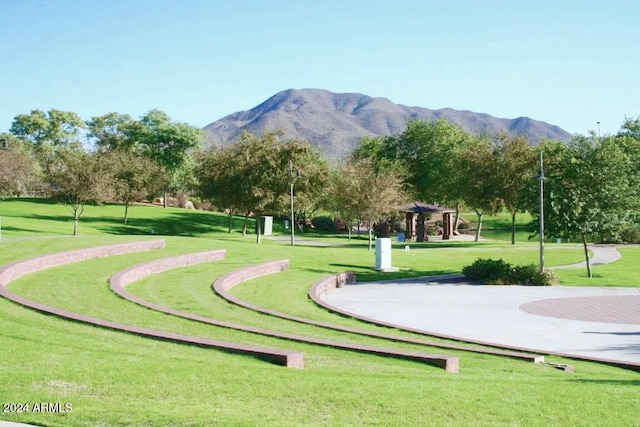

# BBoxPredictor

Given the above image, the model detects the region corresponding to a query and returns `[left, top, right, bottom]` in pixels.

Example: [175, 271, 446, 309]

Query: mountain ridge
[203, 88, 573, 160]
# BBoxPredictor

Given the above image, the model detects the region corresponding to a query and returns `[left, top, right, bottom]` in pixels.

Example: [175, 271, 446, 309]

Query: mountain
[203, 88, 573, 160]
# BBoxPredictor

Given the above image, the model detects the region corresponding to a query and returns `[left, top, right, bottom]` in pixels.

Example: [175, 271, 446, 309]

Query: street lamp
[0, 138, 8, 239]
[289, 160, 301, 246]
[597, 121, 601, 138]
[537, 151, 546, 272]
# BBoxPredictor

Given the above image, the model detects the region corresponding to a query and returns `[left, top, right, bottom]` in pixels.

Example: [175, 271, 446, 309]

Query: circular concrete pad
[322, 281, 640, 365]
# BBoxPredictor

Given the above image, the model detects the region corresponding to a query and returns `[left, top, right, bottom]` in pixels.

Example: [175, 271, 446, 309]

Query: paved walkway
[321, 245, 640, 367]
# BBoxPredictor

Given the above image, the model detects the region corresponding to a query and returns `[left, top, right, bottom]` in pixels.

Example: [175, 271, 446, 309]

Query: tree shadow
[329, 263, 456, 282]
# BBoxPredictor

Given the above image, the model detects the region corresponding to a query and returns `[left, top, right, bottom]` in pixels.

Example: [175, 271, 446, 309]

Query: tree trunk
[347, 221, 352, 241]
[73, 209, 80, 236]
[582, 232, 592, 278]
[242, 212, 249, 236]
[368, 228, 373, 250]
[124, 203, 129, 225]
[163, 190, 168, 208]
[228, 212, 233, 234]
[256, 213, 262, 244]
[511, 211, 517, 245]
[453, 202, 461, 233]
[474, 210, 484, 242]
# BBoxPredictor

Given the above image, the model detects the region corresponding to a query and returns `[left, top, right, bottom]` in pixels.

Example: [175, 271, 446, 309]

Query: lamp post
[597, 121, 601, 138]
[0, 138, 8, 239]
[289, 160, 300, 246]
[537, 151, 545, 272]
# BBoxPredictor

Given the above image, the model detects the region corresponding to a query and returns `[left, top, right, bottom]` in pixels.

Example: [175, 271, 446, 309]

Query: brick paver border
[213, 262, 545, 364]
[0, 241, 304, 369]
[113, 257, 459, 372]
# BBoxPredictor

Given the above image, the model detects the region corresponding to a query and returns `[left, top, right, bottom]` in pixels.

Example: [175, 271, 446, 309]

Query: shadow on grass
[26, 210, 240, 237]
[329, 263, 456, 282]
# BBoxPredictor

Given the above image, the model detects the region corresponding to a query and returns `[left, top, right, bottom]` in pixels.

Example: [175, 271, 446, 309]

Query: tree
[46, 149, 113, 236]
[391, 119, 474, 231]
[196, 131, 329, 241]
[459, 136, 504, 242]
[617, 116, 640, 140]
[87, 112, 135, 151]
[126, 109, 203, 207]
[330, 158, 406, 249]
[196, 145, 247, 233]
[10, 109, 85, 174]
[491, 133, 537, 244]
[537, 137, 638, 277]
[101, 149, 162, 224]
[0, 134, 39, 198]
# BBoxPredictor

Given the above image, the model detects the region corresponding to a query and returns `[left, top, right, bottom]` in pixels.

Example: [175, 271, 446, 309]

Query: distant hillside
[203, 88, 573, 160]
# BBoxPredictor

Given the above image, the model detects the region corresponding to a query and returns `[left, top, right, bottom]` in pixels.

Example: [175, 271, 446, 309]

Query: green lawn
[0, 199, 638, 426]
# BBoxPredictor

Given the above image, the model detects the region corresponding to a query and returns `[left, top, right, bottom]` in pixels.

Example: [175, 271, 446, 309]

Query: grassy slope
[0, 199, 638, 426]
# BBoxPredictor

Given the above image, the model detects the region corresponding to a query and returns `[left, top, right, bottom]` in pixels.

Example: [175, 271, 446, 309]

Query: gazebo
[400, 202, 456, 242]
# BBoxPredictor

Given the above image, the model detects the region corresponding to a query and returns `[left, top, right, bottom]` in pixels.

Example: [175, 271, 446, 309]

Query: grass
[1, 198, 639, 426]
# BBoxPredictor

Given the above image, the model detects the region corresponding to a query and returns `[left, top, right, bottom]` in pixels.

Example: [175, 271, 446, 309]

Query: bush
[462, 258, 556, 286]
[462, 258, 511, 283]
[530, 269, 559, 286]
[620, 224, 640, 244]
[311, 216, 338, 232]
[508, 264, 539, 285]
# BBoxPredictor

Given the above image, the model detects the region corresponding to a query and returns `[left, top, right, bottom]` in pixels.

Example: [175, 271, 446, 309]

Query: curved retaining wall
[213, 265, 544, 364]
[212, 261, 459, 372]
[0, 241, 303, 369]
[110, 251, 304, 368]
[310, 275, 640, 372]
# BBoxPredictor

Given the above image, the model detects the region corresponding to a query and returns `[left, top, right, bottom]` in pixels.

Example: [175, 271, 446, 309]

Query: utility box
[256, 216, 273, 236]
[375, 238, 397, 271]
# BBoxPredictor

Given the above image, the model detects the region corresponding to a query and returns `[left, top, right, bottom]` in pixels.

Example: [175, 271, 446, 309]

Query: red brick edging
[213, 261, 460, 372]
[0, 241, 303, 369]
[212, 264, 544, 364]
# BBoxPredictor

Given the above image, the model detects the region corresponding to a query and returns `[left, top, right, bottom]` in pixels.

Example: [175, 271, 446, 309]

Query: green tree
[101, 149, 163, 224]
[46, 149, 113, 236]
[459, 136, 504, 242]
[393, 119, 474, 230]
[491, 133, 537, 244]
[0, 134, 39, 198]
[196, 131, 329, 241]
[126, 109, 203, 207]
[538, 136, 638, 277]
[87, 112, 135, 151]
[10, 109, 86, 174]
[330, 158, 405, 249]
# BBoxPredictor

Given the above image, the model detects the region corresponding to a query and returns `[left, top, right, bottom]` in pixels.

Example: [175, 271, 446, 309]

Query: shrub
[462, 258, 556, 286]
[530, 269, 559, 286]
[620, 224, 640, 244]
[426, 225, 438, 236]
[462, 258, 512, 283]
[311, 216, 338, 232]
[508, 264, 539, 285]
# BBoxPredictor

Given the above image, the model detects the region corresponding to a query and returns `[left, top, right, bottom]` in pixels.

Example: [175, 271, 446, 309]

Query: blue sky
[1, 0, 638, 136]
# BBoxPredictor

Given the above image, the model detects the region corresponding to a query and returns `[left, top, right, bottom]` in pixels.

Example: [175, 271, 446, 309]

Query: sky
[1, 0, 638, 137]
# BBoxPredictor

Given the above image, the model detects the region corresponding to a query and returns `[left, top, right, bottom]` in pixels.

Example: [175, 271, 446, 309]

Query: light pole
[289, 160, 300, 246]
[538, 151, 545, 272]
[0, 138, 8, 239]
[597, 121, 601, 138]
